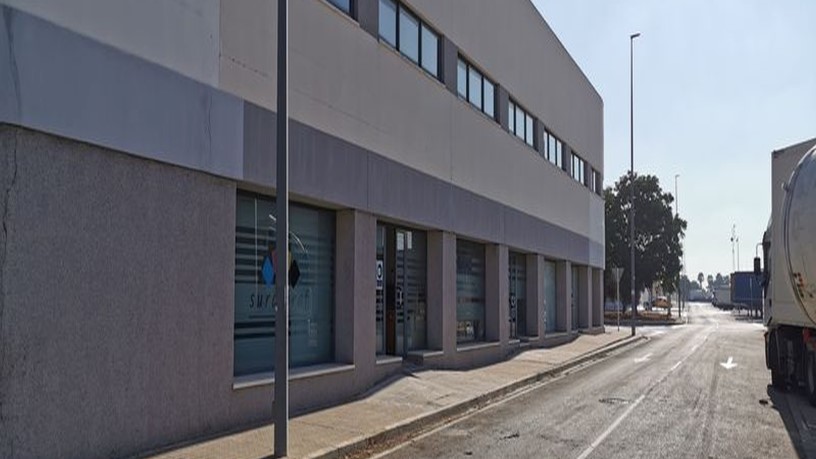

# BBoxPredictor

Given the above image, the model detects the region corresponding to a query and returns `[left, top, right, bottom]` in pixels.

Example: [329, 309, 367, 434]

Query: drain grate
[599, 397, 631, 405]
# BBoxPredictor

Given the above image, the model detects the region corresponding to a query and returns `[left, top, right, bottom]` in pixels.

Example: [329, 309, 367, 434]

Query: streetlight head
[631, 32, 641, 39]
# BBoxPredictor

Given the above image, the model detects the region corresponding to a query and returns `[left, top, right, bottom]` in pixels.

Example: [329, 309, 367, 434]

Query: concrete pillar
[556, 260, 572, 332]
[335, 210, 377, 367]
[486, 244, 509, 344]
[525, 254, 544, 339]
[428, 231, 457, 356]
[578, 265, 592, 329]
[593, 268, 604, 328]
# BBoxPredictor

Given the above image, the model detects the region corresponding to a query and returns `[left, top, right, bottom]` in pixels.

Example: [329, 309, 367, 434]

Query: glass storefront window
[509, 252, 527, 339]
[234, 192, 335, 377]
[457, 239, 485, 343]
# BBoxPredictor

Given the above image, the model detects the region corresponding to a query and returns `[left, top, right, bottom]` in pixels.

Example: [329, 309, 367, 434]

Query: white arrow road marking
[634, 353, 652, 363]
[720, 356, 737, 370]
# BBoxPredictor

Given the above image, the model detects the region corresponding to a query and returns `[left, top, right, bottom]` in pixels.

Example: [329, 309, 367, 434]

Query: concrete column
[335, 210, 377, 367]
[556, 260, 572, 332]
[578, 265, 592, 329]
[525, 254, 544, 339]
[485, 244, 509, 344]
[428, 231, 457, 355]
[593, 268, 604, 327]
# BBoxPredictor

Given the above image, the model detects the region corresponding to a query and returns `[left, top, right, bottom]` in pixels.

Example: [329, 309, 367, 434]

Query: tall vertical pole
[731, 224, 736, 273]
[274, 0, 289, 457]
[675, 174, 681, 319]
[629, 33, 640, 337]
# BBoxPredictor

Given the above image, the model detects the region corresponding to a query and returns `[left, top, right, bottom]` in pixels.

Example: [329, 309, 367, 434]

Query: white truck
[764, 137, 816, 402]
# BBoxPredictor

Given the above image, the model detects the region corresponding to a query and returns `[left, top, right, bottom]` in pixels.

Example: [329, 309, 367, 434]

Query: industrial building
[0, 0, 604, 456]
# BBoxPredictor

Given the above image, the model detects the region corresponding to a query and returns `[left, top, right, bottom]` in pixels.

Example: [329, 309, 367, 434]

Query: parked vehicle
[731, 271, 763, 315]
[712, 286, 732, 309]
[764, 139, 816, 404]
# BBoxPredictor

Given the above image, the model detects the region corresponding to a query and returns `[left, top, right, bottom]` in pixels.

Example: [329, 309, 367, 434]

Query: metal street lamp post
[629, 32, 640, 337]
[675, 173, 681, 319]
[275, 0, 290, 456]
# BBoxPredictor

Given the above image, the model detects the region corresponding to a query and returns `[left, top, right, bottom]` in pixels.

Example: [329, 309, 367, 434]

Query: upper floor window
[379, 0, 440, 78]
[571, 153, 586, 185]
[508, 100, 534, 147]
[543, 130, 563, 170]
[593, 169, 602, 195]
[327, 0, 355, 17]
[457, 57, 495, 119]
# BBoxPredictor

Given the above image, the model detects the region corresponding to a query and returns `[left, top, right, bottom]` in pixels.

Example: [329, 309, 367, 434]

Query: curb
[308, 334, 647, 459]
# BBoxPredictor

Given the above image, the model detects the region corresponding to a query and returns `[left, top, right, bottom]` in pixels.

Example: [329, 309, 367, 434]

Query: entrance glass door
[376, 224, 426, 356]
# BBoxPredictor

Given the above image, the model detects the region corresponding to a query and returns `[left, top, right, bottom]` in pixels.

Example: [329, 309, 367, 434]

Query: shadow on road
[767, 385, 812, 459]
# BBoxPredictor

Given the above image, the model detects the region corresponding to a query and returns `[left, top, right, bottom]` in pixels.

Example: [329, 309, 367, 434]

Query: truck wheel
[807, 351, 816, 406]
[769, 332, 787, 391]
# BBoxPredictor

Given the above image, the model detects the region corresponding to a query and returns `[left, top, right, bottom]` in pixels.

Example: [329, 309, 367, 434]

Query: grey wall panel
[357, 0, 379, 39]
[367, 152, 453, 229]
[290, 120, 370, 210]
[0, 125, 238, 458]
[242, 102, 277, 187]
[0, 8, 20, 123]
[0, 6, 244, 181]
[442, 36, 458, 95]
[449, 185, 505, 244]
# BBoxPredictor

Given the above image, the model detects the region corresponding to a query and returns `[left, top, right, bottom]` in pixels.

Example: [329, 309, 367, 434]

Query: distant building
[0, 0, 604, 456]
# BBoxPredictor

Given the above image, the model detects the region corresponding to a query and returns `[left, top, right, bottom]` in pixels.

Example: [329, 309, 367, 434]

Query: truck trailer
[731, 271, 763, 316]
[764, 137, 816, 403]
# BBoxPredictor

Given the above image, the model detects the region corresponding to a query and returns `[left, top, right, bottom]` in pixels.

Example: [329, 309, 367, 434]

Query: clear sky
[533, 0, 816, 281]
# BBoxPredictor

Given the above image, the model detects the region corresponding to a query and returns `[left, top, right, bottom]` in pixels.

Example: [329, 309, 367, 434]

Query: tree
[697, 272, 704, 289]
[707, 274, 714, 291]
[604, 173, 687, 310]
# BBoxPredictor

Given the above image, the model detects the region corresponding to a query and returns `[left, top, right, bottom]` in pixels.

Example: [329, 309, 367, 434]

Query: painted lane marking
[576, 394, 647, 459]
[634, 353, 652, 363]
[670, 360, 683, 372]
[577, 320, 719, 459]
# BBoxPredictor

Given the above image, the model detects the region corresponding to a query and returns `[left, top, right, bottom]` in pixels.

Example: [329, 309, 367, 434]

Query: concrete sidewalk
[146, 328, 641, 459]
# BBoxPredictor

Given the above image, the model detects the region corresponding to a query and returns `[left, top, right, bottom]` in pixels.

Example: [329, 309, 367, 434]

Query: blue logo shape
[262, 256, 275, 287]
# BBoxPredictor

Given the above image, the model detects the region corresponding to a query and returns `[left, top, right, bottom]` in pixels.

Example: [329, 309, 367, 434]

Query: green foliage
[604, 173, 687, 309]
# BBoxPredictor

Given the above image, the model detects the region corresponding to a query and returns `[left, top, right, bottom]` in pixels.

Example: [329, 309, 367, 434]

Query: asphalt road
[378, 303, 816, 459]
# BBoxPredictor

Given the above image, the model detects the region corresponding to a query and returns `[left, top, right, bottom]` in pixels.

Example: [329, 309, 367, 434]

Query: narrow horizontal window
[483, 79, 495, 118]
[525, 115, 534, 147]
[458, 56, 496, 120]
[457, 59, 467, 98]
[420, 24, 438, 76]
[327, 0, 353, 16]
[468, 66, 482, 109]
[379, 0, 397, 47]
[399, 7, 420, 63]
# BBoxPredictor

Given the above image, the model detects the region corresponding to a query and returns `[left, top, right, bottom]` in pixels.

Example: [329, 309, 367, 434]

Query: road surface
[379, 302, 816, 458]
